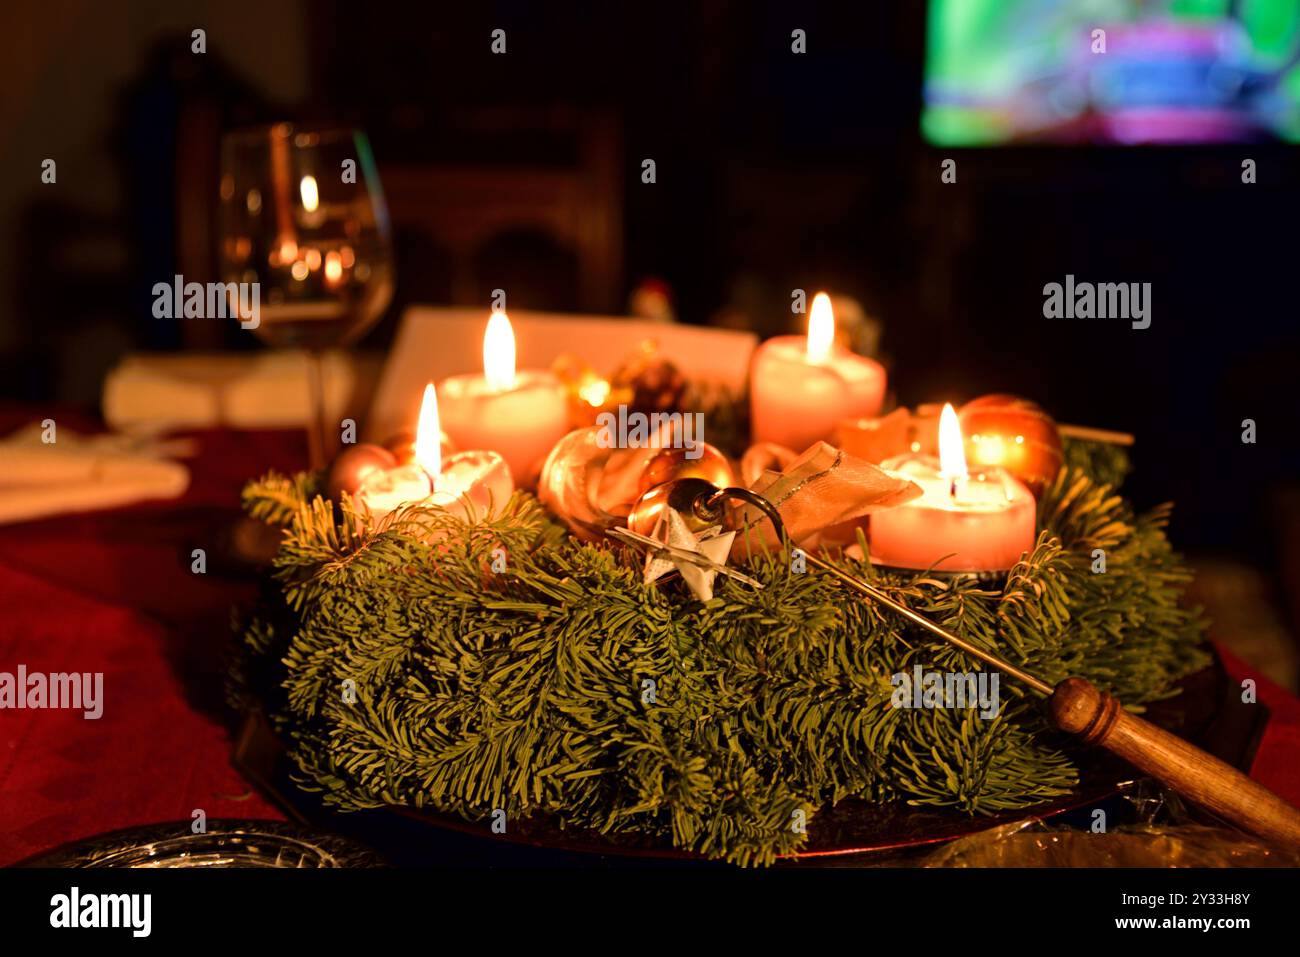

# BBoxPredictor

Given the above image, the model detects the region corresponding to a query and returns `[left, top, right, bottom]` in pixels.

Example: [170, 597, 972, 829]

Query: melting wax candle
[869, 404, 1035, 572]
[438, 311, 570, 485]
[357, 383, 513, 524]
[750, 293, 887, 453]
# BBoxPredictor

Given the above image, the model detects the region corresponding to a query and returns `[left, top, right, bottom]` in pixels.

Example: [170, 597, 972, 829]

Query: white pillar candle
[750, 293, 886, 453]
[438, 312, 570, 486]
[869, 404, 1035, 572]
[355, 461, 432, 519]
[357, 383, 513, 525]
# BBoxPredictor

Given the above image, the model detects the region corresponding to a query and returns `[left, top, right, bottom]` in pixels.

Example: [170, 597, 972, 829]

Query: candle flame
[415, 382, 442, 478]
[299, 175, 319, 213]
[483, 311, 517, 392]
[938, 403, 969, 480]
[806, 292, 835, 364]
[323, 251, 343, 283]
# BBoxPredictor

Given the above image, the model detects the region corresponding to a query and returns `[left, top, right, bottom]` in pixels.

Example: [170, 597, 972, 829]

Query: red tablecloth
[1, 419, 1298, 866]
[0, 420, 302, 866]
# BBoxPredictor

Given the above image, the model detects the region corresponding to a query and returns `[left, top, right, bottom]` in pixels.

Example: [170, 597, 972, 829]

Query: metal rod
[695, 486, 1300, 846]
[800, 552, 1054, 695]
[704, 485, 1055, 697]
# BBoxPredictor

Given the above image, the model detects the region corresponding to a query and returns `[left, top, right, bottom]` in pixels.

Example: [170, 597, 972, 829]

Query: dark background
[1, 0, 1296, 578]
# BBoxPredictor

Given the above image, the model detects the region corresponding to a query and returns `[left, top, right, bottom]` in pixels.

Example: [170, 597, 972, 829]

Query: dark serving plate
[233, 649, 1265, 865]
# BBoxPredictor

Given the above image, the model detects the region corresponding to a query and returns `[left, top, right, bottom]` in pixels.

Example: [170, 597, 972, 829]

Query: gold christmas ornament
[637, 443, 734, 497]
[958, 394, 1064, 496]
[550, 354, 631, 429]
[537, 426, 660, 540]
[326, 444, 398, 502]
[610, 340, 687, 416]
[627, 477, 724, 537]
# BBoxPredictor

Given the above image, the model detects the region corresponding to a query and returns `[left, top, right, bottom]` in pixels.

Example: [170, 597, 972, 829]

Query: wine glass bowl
[219, 123, 395, 465]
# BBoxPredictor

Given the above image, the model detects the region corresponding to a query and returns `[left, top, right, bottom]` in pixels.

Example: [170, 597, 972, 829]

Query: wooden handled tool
[694, 485, 1300, 847]
[1049, 677, 1300, 845]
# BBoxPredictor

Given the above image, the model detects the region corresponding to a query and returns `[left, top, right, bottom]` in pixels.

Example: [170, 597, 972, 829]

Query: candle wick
[949, 478, 957, 499]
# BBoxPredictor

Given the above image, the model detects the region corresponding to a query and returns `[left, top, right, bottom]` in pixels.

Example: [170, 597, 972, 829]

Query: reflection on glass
[219, 123, 394, 467]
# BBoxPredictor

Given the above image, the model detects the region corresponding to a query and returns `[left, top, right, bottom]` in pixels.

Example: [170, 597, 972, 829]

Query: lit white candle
[438, 312, 570, 485]
[750, 293, 887, 453]
[869, 404, 1035, 572]
[358, 383, 513, 524]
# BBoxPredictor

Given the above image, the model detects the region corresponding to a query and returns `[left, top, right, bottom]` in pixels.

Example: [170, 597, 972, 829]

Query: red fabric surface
[0, 413, 1297, 865]
[1218, 647, 1300, 808]
[0, 417, 303, 865]
[0, 562, 283, 864]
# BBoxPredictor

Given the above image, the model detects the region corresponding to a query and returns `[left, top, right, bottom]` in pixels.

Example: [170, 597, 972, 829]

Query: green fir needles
[232, 442, 1206, 865]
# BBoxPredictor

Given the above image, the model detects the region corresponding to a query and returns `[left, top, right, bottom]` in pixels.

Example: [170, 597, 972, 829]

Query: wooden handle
[1058, 424, 1135, 446]
[1049, 676, 1300, 846]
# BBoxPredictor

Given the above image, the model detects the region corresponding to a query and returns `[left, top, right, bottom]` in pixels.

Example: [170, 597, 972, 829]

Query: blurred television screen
[923, 0, 1300, 144]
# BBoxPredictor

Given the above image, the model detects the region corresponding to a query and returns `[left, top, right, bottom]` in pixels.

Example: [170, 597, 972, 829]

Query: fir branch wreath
[230, 440, 1207, 865]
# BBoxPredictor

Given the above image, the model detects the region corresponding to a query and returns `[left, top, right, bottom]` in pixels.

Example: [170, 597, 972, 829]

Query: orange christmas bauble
[636, 444, 734, 498]
[326, 444, 398, 502]
[627, 477, 725, 537]
[958, 394, 1063, 495]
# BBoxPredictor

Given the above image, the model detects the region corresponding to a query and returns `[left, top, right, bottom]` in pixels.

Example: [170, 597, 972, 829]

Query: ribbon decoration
[537, 425, 663, 541]
[731, 441, 922, 555]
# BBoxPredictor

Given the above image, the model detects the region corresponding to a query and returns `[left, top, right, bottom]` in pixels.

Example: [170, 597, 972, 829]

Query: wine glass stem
[305, 349, 329, 469]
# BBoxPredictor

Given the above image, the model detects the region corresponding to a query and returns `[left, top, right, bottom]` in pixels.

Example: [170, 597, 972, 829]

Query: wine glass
[219, 123, 394, 468]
